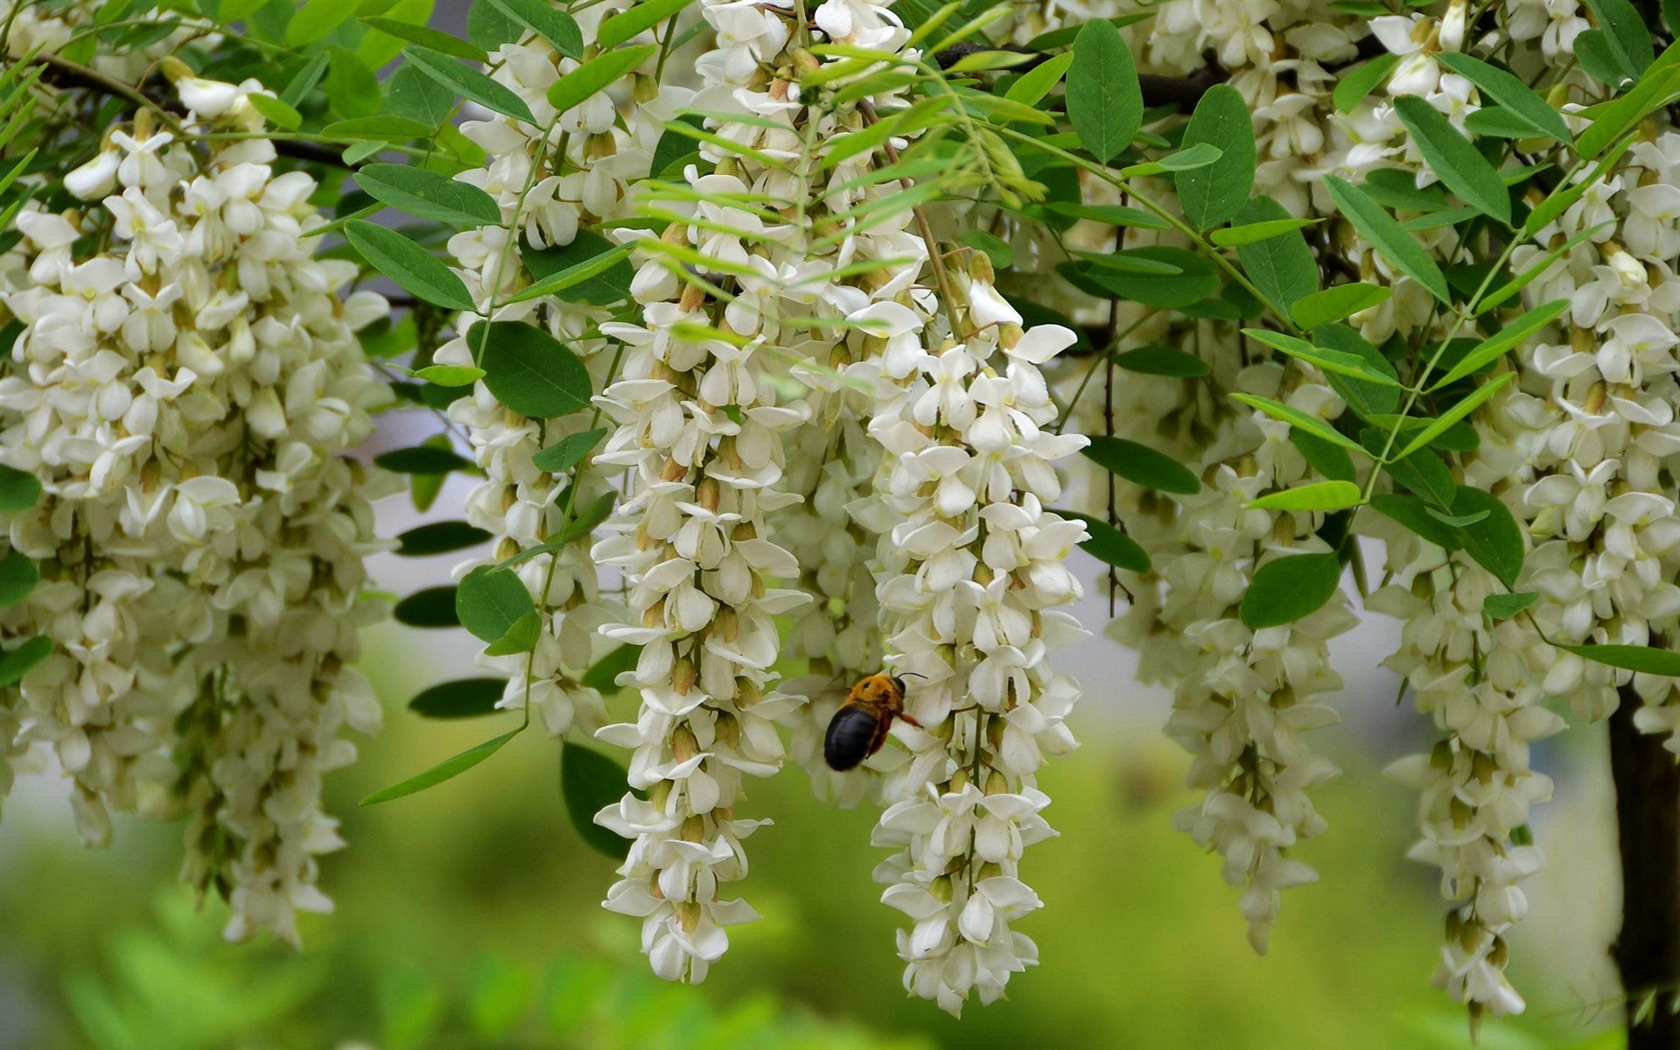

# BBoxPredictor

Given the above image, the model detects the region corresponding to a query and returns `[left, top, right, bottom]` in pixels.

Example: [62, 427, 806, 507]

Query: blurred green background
[0, 588, 1632, 1049]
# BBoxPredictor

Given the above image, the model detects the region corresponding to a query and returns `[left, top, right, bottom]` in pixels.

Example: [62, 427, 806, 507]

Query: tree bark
[1610, 681, 1680, 1050]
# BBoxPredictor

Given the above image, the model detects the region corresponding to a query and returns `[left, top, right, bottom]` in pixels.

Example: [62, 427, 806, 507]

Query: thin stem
[27, 53, 185, 138]
[858, 99, 964, 339]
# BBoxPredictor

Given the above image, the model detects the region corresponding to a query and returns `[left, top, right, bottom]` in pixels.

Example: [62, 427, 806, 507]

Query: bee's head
[891, 672, 924, 694]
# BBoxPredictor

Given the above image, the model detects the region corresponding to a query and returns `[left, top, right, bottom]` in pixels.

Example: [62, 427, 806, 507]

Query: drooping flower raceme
[852, 262, 1088, 1016]
[586, 0, 817, 983]
[0, 78, 392, 945]
[440, 4, 673, 742]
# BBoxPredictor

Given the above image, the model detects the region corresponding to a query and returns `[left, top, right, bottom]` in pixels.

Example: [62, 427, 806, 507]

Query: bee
[824, 672, 923, 771]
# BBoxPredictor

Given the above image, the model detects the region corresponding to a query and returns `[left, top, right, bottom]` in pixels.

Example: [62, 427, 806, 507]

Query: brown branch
[24, 53, 352, 169]
[1610, 673, 1680, 1050]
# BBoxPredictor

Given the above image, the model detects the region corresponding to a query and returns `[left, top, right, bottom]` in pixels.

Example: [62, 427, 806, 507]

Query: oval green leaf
[456, 566, 536, 644]
[1066, 18, 1140, 163]
[1082, 436, 1200, 495]
[1239, 553, 1343, 629]
[346, 220, 477, 312]
[409, 677, 507, 718]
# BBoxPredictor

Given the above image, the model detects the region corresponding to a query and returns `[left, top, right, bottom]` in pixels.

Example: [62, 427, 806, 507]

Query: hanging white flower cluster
[586, 0, 818, 983]
[851, 255, 1088, 1014]
[0, 76, 393, 946]
[439, 1, 673, 741]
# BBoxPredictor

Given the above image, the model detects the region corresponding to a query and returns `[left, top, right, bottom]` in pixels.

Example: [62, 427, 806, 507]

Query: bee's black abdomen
[824, 704, 884, 771]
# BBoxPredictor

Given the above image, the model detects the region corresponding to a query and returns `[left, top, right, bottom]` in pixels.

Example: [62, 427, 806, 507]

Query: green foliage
[1065, 19, 1139, 163]
[562, 742, 635, 859]
[468, 322, 593, 419]
[1059, 511, 1150, 573]
[362, 727, 524, 806]
[409, 678, 508, 719]
[1175, 85, 1255, 230]
[1239, 553, 1343, 628]
[1082, 436, 1200, 496]
[455, 566, 537, 645]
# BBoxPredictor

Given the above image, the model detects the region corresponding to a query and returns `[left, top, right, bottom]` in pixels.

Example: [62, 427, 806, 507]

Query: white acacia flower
[0, 78, 392, 946]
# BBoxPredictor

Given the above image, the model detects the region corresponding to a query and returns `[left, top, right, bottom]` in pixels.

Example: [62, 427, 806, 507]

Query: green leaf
[486, 0, 584, 57]
[1070, 246, 1218, 307]
[1234, 196, 1319, 313]
[0, 548, 37, 607]
[548, 44, 657, 114]
[1435, 54, 1570, 143]
[1383, 448, 1456, 510]
[1428, 299, 1568, 390]
[1390, 96, 1511, 225]
[1584, 0, 1654, 79]
[1004, 50, 1075, 106]
[375, 445, 472, 474]
[361, 16, 488, 61]
[582, 644, 641, 693]
[596, 0, 688, 50]
[467, 0, 521, 49]
[1176, 84, 1255, 230]
[1574, 52, 1680, 161]
[323, 115, 436, 142]
[384, 64, 457, 127]
[1239, 553, 1342, 629]
[1370, 493, 1463, 550]
[355, 163, 501, 227]
[1332, 52, 1398, 113]
[456, 566, 536, 644]
[406, 47, 536, 124]
[287, 0, 356, 46]
[1120, 142, 1222, 177]
[1241, 329, 1401, 386]
[1289, 283, 1393, 331]
[346, 220, 477, 312]
[1082, 436, 1199, 495]
[1112, 345, 1209, 378]
[246, 93, 302, 130]
[1231, 392, 1367, 455]
[1059, 511, 1150, 573]
[1452, 487, 1524, 588]
[396, 521, 492, 556]
[562, 742, 632, 858]
[1667, 0, 1680, 36]
[470, 322, 592, 419]
[1324, 175, 1450, 305]
[484, 610, 542, 656]
[1248, 481, 1363, 512]
[1577, 30, 1634, 86]
[532, 428, 608, 474]
[394, 586, 461, 628]
[1555, 643, 1680, 677]
[1042, 202, 1170, 230]
[409, 677, 507, 718]
[1483, 592, 1538, 621]
[1317, 324, 1400, 420]
[1291, 429, 1356, 484]
[959, 229, 1013, 269]
[1208, 217, 1320, 247]
[1065, 18, 1140, 163]
[1395, 372, 1515, 460]
[0, 636, 51, 687]
[326, 46, 380, 120]
[518, 230, 634, 306]
[553, 491, 615, 546]
[412, 365, 485, 387]
[0, 464, 42, 512]
[362, 728, 523, 805]
[1361, 168, 1451, 214]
